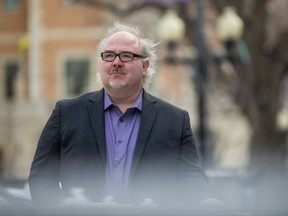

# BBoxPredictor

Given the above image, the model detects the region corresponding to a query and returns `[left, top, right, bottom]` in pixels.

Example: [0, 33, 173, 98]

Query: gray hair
[97, 22, 158, 86]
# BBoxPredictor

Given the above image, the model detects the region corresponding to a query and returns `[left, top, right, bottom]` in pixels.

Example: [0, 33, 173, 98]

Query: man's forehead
[104, 31, 140, 49]
[106, 31, 139, 45]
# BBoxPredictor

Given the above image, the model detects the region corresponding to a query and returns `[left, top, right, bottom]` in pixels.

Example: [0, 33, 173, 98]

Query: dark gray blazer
[28, 89, 211, 206]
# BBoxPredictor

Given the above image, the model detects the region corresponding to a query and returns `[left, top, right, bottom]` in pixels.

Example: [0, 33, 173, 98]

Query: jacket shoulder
[59, 90, 103, 104]
[54, 90, 104, 111]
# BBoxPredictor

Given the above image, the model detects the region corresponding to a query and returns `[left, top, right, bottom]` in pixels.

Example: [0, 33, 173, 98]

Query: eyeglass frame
[101, 51, 147, 62]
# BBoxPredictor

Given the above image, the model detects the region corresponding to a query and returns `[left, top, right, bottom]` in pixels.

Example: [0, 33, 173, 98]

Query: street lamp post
[156, 5, 245, 168]
[195, 0, 209, 165]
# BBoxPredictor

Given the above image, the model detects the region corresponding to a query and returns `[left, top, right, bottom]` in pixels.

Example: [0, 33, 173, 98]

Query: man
[28, 22, 212, 207]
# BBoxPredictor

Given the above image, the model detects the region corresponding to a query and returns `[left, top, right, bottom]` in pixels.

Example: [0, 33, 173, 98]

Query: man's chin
[109, 81, 126, 90]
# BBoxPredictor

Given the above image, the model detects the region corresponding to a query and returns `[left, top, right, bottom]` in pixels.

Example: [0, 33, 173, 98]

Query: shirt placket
[113, 115, 127, 188]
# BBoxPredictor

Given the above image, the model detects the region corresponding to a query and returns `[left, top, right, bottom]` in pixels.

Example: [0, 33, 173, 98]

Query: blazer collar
[88, 88, 105, 103]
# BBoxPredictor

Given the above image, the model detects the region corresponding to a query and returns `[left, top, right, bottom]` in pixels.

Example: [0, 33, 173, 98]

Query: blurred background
[0, 0, 288, 214]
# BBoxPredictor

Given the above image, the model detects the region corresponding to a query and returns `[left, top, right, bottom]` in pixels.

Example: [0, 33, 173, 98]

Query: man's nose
[113, 56, 123, 67]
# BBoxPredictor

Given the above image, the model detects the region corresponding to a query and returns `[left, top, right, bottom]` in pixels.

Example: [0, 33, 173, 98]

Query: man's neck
[106, 88, 142, 113]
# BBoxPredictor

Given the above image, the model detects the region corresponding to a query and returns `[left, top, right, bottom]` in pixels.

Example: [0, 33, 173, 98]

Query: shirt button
[118, 139, 123, 143]
[114, 160, 121, 166]
[119, 118, 124, 123]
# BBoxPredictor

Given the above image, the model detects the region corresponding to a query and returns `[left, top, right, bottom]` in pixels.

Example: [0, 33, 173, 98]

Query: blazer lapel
[87, 89, 106, 165]
[131, 91, 158, 177]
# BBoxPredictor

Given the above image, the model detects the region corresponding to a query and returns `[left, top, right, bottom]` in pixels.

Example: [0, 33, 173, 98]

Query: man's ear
[142, 60, 149, 70]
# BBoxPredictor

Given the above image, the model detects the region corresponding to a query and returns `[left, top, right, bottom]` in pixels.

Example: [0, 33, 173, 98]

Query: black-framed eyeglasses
[101, 52, 147, 62]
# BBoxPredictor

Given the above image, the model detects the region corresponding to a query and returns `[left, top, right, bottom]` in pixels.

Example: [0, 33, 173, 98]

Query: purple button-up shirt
[104, 90, 142, 197]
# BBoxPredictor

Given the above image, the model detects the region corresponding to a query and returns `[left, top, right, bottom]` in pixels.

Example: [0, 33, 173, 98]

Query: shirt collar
[104, 90, 143, 111]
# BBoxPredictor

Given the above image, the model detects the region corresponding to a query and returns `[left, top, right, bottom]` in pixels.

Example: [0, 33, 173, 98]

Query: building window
[3, 0, 20, 11]
[65, 59, 89, 97]
[63, 0, 76, 6]
[4, 61, 19, 101]
[62, 0, 92, 6]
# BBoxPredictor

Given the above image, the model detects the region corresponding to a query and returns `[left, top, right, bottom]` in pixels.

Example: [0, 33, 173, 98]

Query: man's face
[99, 31, 149, 94]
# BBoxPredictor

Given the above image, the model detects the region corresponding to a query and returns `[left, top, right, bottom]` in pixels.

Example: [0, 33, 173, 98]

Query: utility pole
[195, 0, 208, 166]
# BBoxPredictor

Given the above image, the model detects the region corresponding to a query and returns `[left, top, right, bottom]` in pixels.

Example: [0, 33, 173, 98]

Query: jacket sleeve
[28, 101, 62, 206]
[178, 111, 212, 203]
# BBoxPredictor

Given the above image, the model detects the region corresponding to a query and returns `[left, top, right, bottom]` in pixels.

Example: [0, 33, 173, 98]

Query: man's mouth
[110, 70, 125, 75]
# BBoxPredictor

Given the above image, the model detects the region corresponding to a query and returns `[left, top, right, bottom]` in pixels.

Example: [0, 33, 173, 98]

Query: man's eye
[104, 53, 115, 58]
[121, 53, 133, 59]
